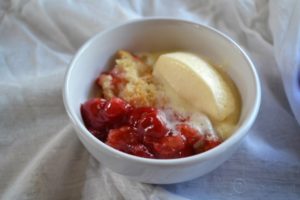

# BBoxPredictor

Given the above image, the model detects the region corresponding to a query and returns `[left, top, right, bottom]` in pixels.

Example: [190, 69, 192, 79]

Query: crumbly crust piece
[98, 50, 159, 107]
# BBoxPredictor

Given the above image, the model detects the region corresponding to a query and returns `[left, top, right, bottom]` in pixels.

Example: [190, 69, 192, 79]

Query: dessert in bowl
[81, 50, 240, 159]
[63, 18, 261, 184]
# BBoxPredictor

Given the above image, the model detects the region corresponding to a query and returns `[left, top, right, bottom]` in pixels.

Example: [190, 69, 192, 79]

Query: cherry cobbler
[81, 50, 223, 159]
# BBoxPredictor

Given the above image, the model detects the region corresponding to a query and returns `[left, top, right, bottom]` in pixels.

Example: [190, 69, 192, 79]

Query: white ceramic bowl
[63, 18, 261, 184]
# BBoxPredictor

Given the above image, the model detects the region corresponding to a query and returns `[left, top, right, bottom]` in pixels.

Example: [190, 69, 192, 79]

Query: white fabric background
[1, 0, 300, 199]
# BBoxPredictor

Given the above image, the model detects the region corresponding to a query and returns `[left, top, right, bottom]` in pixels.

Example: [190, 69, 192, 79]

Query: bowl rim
[63, 17, 261, 165]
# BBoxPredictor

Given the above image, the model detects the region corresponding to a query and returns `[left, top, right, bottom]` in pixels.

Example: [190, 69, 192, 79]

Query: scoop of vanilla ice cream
[153, 52, 237, 122]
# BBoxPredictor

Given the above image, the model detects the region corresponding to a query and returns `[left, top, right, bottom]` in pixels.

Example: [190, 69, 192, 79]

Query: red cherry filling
[152, 135, 186, 159]
[176, 124, 222, 153]
[103, 97, 132, 121]
[81, 97, 132, 141]
[106, 126, 154, 158]
[128, 107, 156, 127]
[176, 124, 203, 146]
[137, 110, 170, 139]
[81, 97, 222, 159]
[106, 126, 139, 150]
[81, 98, 106, 130]
[195, 133, 222, 153]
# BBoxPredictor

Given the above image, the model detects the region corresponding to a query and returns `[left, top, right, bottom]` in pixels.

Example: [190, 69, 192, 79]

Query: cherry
[176, 124, 203, 146]
[88, 129, 107, 142]
[137, 109, 170, 139]
[129, 144, 154, 158]
[202, 138, 221, 152]
[106, 126, 139, 150]
[128, 107, 156, 127]
[106, 126, 154, 158]
[194, 133, 222, 153]
[152, 135, 186, 159]
[81, 97, 132, 141]
[176, 124, 222, 153]
[81, 98, 107, 130]
[103, 97, 132, 121]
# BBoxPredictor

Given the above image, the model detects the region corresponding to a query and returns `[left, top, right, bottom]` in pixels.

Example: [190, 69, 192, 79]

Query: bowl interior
[65, 19, 258, 157]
